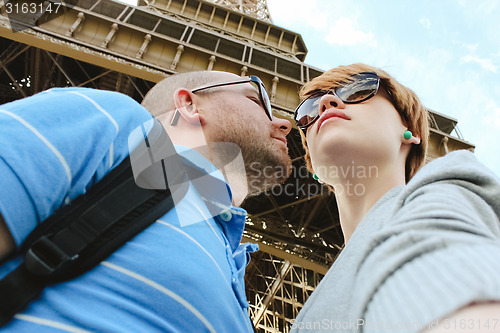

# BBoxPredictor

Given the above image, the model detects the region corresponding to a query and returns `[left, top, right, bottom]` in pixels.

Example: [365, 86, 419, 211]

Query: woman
[291, 63, 500, 332]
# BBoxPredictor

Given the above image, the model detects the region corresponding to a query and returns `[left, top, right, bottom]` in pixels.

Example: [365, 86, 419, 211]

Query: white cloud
[419, 18, 431, 30]
[486, 101, 500, 128]
[458, 0, 498, 16]
[324, 17, 376, 47]
[452, 40, 478, 53]
[462, 55, 498, 72]
[267, 0, 331, 30]
[467, 107, 500, 179]
[267, 0, 376, 50]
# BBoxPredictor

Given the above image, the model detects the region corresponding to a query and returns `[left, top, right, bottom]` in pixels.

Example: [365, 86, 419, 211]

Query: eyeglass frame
[192, 75, 273, 120]
[294, 72, 380, 132]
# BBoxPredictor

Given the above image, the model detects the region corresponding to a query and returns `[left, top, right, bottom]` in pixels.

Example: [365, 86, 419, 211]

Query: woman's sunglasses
[191, 75, 273, 121]
[294, 72, 380, 131]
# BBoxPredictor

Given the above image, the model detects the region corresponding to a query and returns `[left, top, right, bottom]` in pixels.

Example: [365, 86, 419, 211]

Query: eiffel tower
[0, 0, 474, 331]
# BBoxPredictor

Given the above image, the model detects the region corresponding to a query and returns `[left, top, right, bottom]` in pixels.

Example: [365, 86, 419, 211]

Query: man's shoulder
[34, 87, 134, 100]
[2, 87, 131, 104]
[2, 87, 149, 120]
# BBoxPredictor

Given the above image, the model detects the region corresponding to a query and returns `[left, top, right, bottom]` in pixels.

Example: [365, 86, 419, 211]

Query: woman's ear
[172, 88, 205, 126]
[410, 136, 421, 145]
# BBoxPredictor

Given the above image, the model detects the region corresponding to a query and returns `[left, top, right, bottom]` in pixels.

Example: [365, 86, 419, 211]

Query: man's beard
[241, 142, 292, 196]
[208, 112, 292, 196]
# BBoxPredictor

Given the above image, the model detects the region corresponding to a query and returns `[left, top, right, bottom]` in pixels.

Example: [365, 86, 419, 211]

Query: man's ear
[172, 88, 205, 125]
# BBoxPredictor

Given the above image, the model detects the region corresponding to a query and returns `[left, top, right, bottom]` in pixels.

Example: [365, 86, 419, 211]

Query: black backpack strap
[0, 120, 190, 326]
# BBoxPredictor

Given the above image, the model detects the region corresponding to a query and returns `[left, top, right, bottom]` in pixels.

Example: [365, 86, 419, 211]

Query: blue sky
[266, 0, 500, 177]
[120, 0, 499, 177]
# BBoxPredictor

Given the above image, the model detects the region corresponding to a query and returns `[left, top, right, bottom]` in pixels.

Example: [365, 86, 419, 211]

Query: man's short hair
[299, 63, 429, 183]
[142, 71, 222, 118]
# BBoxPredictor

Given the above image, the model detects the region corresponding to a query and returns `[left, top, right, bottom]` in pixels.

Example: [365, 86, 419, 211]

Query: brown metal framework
[0, 1, 475, 332]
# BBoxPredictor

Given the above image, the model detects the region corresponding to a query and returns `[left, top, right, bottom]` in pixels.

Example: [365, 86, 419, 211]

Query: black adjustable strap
[0, 160, 177, 325]
[0, 120, 190, 326]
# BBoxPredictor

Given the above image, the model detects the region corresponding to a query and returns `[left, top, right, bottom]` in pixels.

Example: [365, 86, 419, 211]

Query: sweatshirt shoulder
[408, 150, 500, 188]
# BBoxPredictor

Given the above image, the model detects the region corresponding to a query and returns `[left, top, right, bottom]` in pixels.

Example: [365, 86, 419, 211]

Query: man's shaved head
[142, 71, 238, 117]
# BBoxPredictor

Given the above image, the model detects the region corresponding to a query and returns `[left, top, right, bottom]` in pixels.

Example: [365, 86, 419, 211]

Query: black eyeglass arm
[191, 78, 251, 93]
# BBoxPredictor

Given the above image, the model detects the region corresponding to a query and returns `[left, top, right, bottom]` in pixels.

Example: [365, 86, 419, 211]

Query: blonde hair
[299, 63, 429, 182]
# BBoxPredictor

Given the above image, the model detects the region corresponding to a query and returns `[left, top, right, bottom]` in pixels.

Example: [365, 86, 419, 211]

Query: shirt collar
[175, 145, 247, 252]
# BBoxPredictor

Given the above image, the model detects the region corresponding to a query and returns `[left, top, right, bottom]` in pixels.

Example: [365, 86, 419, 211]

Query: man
[0, 71, 292, 332]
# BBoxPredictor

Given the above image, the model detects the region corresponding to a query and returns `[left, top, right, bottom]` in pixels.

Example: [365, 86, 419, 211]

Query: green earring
[312, 173, 319, 180]
[404, 130, 412, 140]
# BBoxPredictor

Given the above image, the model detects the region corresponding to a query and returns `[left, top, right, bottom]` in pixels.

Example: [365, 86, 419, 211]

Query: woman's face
[305, 86, 408, 181]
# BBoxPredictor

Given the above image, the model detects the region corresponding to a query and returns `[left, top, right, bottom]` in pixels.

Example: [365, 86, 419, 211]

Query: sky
[120, 0, 500, 177]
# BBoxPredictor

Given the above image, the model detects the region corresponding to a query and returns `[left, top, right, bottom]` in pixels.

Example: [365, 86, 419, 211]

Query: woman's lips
[317, 110, 350, 132]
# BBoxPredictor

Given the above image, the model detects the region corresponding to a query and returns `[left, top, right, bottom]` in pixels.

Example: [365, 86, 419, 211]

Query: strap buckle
[24, 236, 78, 276]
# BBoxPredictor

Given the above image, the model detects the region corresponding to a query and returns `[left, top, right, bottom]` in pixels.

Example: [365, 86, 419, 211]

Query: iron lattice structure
[209, 0, 272, 22]
[0, 0, 474, 331]
[141, 0, 272, 23]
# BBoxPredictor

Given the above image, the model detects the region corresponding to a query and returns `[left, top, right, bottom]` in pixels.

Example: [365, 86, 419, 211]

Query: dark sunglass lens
[296, 114, 317, 128]
[250, 78, 273, 120]
[259, 83, 273, 119]
[295, 95, 322, 127]
[336, 73, 378, 102]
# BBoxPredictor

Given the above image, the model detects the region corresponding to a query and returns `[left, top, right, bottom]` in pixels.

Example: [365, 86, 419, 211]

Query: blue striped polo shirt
[0, 87, 257, 332]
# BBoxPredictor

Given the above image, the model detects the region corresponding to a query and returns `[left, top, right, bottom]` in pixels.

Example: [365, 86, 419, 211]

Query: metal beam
[44, 50, 76, 87]
[0, 58, 26, 97]
[0, 43, 30, 68]
[250, 194, 323, 218]
[267, 194, 287, 225]
[41, 54, 60, 91]
[296, 195, 323, 236]
[77, 69, 113, 87]
[0, 22, 168, 83]
[252, 260, 292, 326]
[243, 237, 329, 275]
[33, 47, 41, 92]
[74, 59, 104, 89]
[126, 75, 146, 99]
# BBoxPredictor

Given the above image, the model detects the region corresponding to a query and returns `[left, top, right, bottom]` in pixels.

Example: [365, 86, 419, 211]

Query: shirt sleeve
[353, 151, 500, 332]
[0, 88, 152, 246]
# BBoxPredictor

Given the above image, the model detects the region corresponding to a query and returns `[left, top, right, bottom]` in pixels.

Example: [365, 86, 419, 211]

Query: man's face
[199, 74, 292, 195]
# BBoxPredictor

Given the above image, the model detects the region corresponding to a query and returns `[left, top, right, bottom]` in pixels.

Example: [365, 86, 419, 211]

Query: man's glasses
[294, 72, 380, 131]
[192, 75, 273, 121]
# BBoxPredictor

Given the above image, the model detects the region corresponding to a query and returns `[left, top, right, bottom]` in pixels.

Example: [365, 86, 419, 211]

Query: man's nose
[271, 117, 292, 135]
[319, 92, 345, 115]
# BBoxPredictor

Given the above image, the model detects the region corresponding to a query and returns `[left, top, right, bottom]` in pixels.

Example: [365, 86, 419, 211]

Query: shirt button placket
[219, 209, 232, 222]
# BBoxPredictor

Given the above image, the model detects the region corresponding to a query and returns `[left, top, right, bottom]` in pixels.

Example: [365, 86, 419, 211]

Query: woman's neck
[330, 161, 406, 243]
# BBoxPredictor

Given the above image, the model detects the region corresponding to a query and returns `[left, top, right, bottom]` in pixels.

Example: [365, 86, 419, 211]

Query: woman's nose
[319, 92, 345, 115]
